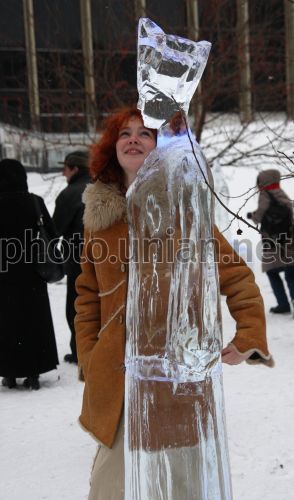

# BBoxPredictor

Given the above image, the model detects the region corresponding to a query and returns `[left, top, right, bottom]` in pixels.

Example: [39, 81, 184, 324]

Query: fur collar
[83, 181, 127, 232]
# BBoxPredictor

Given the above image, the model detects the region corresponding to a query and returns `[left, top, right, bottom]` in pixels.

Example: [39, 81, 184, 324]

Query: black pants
[267, 266, 294, 307]
[66, 262, 81, 360]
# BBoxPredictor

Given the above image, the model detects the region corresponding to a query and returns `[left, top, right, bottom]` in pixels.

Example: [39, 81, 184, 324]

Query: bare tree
[0, 0, 292, 179]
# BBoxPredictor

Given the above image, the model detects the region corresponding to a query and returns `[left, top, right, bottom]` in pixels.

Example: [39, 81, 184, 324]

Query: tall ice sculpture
[124, 18, 233, 499]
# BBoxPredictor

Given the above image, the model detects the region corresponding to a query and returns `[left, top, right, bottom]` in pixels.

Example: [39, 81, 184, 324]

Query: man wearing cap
[53, 150, 90, 364]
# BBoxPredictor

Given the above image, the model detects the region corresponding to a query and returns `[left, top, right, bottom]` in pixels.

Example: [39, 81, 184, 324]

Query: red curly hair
[90, 107, 157, 189]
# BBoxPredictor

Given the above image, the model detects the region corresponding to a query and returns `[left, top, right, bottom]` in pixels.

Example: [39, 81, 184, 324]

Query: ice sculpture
[137, 17, 212, 129]
[212, 160, 249, 264]
[124, 18, 233, 500]
[212, 159, 231, 235]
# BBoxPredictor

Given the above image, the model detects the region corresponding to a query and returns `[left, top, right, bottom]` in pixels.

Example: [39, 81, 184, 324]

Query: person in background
[53, 151, 90, 363]
[74, 108, 272, 500]
[0, 159, 59, 390]
[247, 169, 294, 314]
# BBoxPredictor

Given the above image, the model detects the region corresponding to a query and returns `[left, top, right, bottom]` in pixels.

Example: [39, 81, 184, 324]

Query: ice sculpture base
[124, 364, 232, 500]
[126, 356, 221, 383]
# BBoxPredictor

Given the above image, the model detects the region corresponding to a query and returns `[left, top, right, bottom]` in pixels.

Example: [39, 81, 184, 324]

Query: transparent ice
[212, 160, 249, 263]
[212, 159, 231, 235]
[137, 18, 211, 129]
[124, 18, 233, 500]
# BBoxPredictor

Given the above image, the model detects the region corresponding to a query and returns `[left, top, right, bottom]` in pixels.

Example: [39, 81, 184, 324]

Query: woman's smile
[124, 147, 143, 155]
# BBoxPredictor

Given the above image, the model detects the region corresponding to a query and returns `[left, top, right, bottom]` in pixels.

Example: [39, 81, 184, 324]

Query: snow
[1, 148, 294, 500]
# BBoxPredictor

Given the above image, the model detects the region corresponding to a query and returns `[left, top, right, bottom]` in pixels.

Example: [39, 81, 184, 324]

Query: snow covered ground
[1, 159, 294, 500]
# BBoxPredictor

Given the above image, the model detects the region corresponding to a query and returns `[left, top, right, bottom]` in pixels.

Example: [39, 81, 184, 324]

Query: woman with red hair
[75, 107, 270, 499]
[75, 108, 157, 498]
[89, 107, 157, 190]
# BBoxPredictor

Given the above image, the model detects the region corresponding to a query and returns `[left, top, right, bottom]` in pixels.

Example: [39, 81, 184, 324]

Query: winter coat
[251, 169, 294, 272]
[0, 191, 59, 377]
[53, 169, 90, 271]
[75, 180, 270, 449]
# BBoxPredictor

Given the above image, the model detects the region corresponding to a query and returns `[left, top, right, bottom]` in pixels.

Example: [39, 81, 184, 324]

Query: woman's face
[116, 116, 156, 187]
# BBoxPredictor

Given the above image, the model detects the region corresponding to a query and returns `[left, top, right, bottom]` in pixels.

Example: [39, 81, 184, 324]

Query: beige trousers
[88, 417, 125, 500]
[88, 418, 217, 499]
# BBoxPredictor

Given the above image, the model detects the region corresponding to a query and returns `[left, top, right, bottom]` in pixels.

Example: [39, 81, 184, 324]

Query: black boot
[269, 305, 291, 314]
[2, 376, 17, 388]
[23, 375, 40, 390]
[64, 353, 78, 364]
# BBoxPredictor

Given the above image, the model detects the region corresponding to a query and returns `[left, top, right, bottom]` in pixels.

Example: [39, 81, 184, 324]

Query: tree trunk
[80, 0, 97, 133]
[23, 0, 40, 131]
[285, 0, 294, 119]
[236, 0, 253, 123]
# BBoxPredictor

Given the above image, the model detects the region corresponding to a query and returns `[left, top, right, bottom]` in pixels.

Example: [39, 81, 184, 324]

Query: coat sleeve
[251, 191, 270, 224]
[214, 226, 272, 365]
[53, 187, 81, 236]
[75, 230, 101, 380]
[37, 196, 59, 239]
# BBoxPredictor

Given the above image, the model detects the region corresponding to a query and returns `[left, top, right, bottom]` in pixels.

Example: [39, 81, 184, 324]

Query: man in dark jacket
[53, 150, 90, 363]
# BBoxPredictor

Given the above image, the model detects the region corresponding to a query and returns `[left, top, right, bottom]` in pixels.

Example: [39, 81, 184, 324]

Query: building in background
[0, 0, 293, 167]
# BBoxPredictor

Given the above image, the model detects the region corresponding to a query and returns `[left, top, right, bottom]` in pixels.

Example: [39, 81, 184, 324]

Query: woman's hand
[221, 343, 250, 365]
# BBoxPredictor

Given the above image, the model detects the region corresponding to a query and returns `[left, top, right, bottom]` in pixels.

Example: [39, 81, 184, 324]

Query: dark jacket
[251, 169, 294, 272]
[0, 190, 59, 377]
[53, 170, 90, 268]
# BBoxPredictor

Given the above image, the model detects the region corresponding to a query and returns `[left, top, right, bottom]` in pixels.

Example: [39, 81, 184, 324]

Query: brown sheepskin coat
[75, 180, 271, 448]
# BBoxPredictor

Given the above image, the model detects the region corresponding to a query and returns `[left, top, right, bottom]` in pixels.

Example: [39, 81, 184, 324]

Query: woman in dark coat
[0, 159, 59, 389]
[247, 169, 294, 314]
